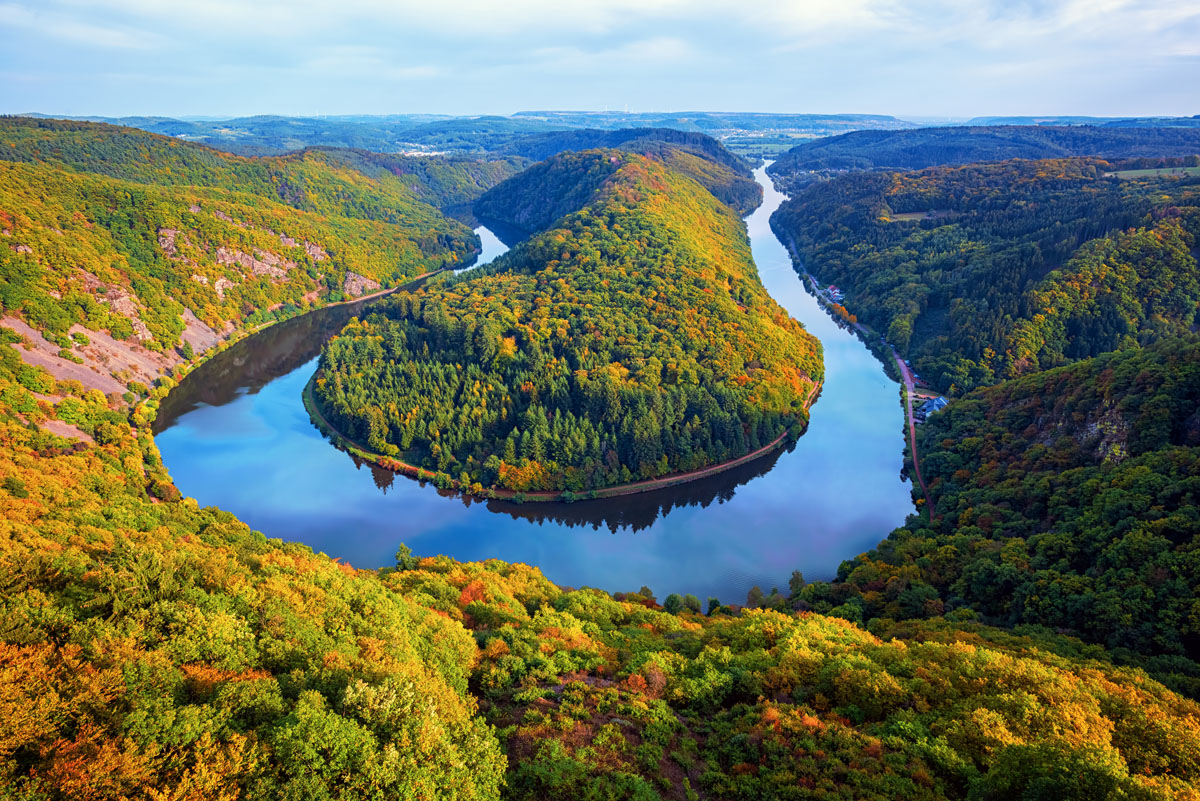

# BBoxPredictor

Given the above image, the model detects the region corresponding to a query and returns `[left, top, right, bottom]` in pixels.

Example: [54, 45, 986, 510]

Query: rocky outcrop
[343, 271, 381, 298]
[215, 247, 294, 280]
[157, 227, 187, 258]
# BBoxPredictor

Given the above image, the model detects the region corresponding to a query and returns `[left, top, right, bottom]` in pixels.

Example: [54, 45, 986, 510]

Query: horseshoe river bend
[154, 165, 914, 604]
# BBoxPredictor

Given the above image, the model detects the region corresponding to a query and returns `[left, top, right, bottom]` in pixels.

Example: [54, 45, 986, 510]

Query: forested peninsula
[312, 149, 822, 494]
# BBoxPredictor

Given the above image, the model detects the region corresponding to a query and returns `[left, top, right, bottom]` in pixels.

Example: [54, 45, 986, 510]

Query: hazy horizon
[2, 0, 1197, 119]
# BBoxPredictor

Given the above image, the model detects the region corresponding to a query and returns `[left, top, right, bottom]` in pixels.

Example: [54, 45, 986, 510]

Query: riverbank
[135, 268, 451, 430]
[303, 370, 817, 503]
[768, 218, 938, 517]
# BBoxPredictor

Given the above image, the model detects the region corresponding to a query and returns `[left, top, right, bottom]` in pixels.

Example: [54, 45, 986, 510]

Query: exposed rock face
[104, 290, 154, 342]
[215, 247, 294, 280]
[1034, 399, 1132, 464]
[157, 227, 184, 258]
[12, 244, 32, 254]
[3, 316, 135, 395]
[305, 241, 328, 261]
[181, 308, 220, 355]
[41, 419, 94, 444]
[343, 271, 381, 298]
[214, 277, 235, 299]
[279, 233, 328, 261]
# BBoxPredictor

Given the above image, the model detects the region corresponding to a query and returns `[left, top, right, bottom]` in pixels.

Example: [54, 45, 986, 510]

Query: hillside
[313, 151, 823, 494]
[770, 158, 1200, 393]
[805, 337, 1200, 696]
[0, 118, 478, 396]
[2, 372, 1199, 798]
[489, 129, 761, 216]
[767, 125, 1200, 191]
[305, 148, 528, 210]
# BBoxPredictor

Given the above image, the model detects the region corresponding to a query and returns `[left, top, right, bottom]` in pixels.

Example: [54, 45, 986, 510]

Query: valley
[2, 114, 1200, 800]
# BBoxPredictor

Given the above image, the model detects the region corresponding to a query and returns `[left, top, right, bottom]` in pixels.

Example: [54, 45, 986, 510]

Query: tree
[788, 570, 806, 599]
[395, 543, 420, 571]
[663, 594, 683, 615]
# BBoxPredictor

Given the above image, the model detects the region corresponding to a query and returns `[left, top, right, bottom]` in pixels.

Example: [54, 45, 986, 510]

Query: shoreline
[769, 220, 934, 517]
[302, 370, 818, 503]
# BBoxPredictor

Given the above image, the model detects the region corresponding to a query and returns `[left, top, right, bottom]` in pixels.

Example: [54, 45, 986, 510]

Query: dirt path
[892, 351, 935, 519]
[304, 373, 803, 503]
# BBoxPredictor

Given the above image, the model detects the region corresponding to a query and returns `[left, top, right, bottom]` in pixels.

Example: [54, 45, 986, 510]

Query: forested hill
[295, 148, 527, 210]
[771, 158, 1200, 394]
[314, 151, 823, 494]
[0, 117, 480, 396]
[498, 127, 749, 173]
[473, 149, 628, 234]
[5, 389, 1200, 798]
[806, 337, 1200, 696]
[767, 125, 1200, 191]
[485, 129, 762, 217]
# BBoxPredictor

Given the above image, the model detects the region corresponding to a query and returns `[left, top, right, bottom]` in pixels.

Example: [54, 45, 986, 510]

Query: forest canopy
[767, 125, 1200, 191]
[313, 150, 823, 494]
[771, 157, 1200, 394]
[0, 117, 484, 382]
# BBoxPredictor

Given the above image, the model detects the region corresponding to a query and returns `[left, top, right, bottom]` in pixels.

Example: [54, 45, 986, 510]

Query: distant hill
[17, 111, 920, 160]
[768, 125, 1200, 191]
[491, 128, 762, 215]
[968, 115, 1200, 128]
[298, 148, 526, 210]
[512, 110, 914, 133]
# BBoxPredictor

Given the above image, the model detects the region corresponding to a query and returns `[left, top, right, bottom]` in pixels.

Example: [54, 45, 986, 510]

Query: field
[1108, 166, 1200, 179]
[887, 209, 951, 222]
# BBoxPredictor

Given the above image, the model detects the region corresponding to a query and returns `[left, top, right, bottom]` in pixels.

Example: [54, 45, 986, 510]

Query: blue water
[154, 168, 914, 604]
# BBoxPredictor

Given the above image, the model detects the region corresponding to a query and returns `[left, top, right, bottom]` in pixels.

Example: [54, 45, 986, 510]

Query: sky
[1, 0, 1198, 119]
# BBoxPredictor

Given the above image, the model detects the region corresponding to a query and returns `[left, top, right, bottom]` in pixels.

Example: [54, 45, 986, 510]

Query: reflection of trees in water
[355, 444, 789, 532]
[159, 274, 792, 529]
[471, 216, 529, 249]
[153, 300, 375, 434]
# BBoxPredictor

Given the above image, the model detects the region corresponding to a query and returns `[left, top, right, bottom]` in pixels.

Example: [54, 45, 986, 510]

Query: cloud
[4, 0, 1198, 116]
[0, 2, 159, 48]
[50, 0, 698, 37]
[302, 46, 438, 81]
[528, 37, 699, 75]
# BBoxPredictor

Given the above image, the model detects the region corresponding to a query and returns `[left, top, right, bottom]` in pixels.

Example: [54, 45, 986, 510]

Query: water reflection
[351, 438, 786, 531]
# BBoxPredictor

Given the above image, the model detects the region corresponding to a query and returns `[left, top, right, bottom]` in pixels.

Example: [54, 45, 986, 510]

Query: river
[154, 171, 914, 604]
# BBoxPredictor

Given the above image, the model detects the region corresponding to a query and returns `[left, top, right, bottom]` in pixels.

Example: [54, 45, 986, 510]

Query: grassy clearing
[887, 209, 951, 222]
[1108, 166, 1200, 179]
